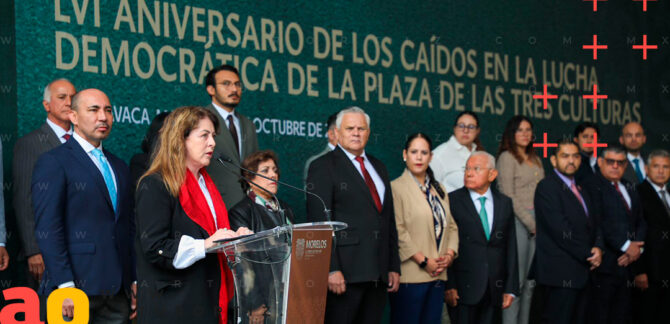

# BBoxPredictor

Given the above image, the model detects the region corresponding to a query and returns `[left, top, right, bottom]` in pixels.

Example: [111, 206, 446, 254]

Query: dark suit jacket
[229, 196, 295, 233]
[305, 146, 401, 284]
[636, 180, 670, 283]
[135, 174, 222, 324]
[204, 104, 259, 208]
[32, 138, 136, 296]
[534, 170, 603, 289]
[446, 187, 519, 307]
[623, 158, 642, 185]
[575, 152, 598, 183]
[583, 174, 647, 278]
[12, 122, 62, 259]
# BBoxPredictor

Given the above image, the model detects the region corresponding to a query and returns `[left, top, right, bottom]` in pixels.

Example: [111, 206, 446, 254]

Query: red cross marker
[583, 84, 608, 110]
[533, 132, 558, 158]
[632, 34, 657, 60]
[583, 0, 607, 12]
[582, 35, 608, 60]
[532, 85, 558, 110]
[633, 0, 657, 12]
[582, 132, 608, 158]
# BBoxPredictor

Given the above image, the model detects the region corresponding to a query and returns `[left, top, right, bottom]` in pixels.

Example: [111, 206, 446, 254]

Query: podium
[208, 221, 347, 324]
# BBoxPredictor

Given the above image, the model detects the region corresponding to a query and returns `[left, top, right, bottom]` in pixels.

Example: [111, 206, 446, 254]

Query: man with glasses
[446, 151, 518, 324]
[204, 64, 259, 207]
[583, 144, 646, 324]
[431, 111, 482, 193]
[619, 122, 647, 185]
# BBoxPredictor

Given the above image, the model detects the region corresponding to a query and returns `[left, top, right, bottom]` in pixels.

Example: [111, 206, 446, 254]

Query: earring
[403, 158, 406, 162]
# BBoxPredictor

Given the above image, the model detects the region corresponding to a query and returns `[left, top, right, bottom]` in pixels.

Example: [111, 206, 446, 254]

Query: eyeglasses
[603, 158, 627, 166]
[464, 166, 489, 173]
[456, 123, 478, 131]
[220, 81, 243, 90]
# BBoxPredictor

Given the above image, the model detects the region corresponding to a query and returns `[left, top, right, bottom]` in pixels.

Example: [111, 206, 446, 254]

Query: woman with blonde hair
[135, 106, 251, 324]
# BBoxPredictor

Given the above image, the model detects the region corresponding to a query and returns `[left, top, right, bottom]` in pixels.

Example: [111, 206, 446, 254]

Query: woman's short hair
[240, 150, 280, 190]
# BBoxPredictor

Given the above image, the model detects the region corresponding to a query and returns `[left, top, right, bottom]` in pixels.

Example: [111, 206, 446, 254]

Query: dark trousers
[535, 284, 589, 324]
[389, 280, 445, 324]
[633, 279, 670, 324]
[324, 281, 387, 324]
[590, 273, 631, 324]
[448, 288, 500, 324]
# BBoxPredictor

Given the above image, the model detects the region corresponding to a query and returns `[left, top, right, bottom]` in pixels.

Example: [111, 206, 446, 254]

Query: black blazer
[583, 174, 647, 278]
[229, 195, 295, 233]
[534, 170, 603, 289]
[636, 180, 670, 283]
[575, 152, 598, 183]
[446, 187, 519, 307]
[135, 174, 223, 324]
[305, 146, 401, 284]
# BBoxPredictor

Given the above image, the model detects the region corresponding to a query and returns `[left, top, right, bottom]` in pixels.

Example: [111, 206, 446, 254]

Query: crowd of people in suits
[0, 64, 668, 324]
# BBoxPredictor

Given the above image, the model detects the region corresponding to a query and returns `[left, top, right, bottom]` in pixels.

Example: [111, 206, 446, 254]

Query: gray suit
[204, 104, 259, 208]
[303, 145, 332, 183]
[12, 122, 62, 261]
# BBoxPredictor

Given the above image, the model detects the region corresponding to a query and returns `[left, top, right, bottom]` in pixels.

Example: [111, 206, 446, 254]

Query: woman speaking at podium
[135, 106, 251, 324]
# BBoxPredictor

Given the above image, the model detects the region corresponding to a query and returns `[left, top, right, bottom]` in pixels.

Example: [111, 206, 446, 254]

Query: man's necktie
[478, 196, 490, 240]
[613, 182, 631, 214]
[92, 148, 117, 212]
[354, 156, 382, 213]
[227, 115, 240, 157]
[62, 133, 71, 141]
[659, 189, 670, 217]
[632, 158, 644, 182]
[570, 182, 588, 216]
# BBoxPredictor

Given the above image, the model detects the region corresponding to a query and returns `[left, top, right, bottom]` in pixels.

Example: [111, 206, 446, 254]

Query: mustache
[95, 123, 110, 129]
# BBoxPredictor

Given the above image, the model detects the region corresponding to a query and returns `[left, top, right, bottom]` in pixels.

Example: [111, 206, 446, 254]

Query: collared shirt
[72, 132, 117, 192]
[612, 180, 633, 252]
[212, 101, 242, 157]
[647, 179, 670, 209]
[46, 118, 73, 143]
[339, 145, 386, 203]
[554, 169, 588, 215]
[173, 172, 219, 269]
[469, 187, 494, 229]
[627, 152, 647, 179]
[589, 155, 598, 172]
[430, 135, 477, 193]
[327, 142, 336, 150]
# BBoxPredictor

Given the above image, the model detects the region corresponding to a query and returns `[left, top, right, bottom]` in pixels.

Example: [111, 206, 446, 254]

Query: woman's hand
[204, 229, 238, 250]
[235, 227, 254, 236]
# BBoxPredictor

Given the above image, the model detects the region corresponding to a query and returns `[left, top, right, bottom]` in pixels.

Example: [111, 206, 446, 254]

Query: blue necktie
[632, 158, 644, 182]
[478, 197, 490, 240]
[92, 148, 117, 212]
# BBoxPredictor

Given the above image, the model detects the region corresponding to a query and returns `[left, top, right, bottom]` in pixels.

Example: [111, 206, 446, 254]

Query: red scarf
[178, 169, 234, 324]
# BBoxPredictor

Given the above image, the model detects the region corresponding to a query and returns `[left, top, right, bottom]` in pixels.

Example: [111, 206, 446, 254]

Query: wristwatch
[419, 257, 428, 269]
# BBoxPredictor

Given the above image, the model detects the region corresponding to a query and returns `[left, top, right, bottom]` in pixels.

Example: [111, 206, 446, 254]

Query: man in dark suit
[583, 144, 646, 324]
[303, 112, 338, 185]
[204, 65, 259, 208]
[32, 89, 136, 322]
[534, 140, 603, 324]
[306, 107, 400, 324]
[446, 151, 519, 324]
[573, 122, 601, 182]
[12, 78, 75, 290]
[619, 122, 647, 185]
[634, 149, 670, 323]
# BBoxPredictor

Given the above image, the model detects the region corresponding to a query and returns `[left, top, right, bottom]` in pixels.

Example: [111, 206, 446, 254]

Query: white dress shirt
[469, 187, 494, 230]
[627, 152, 647, 179]
[339, 145, 386, 204]
[46, 118, 73, 143]
[212, 102, 242, 157]
[613, 181, 633, 252]
[172, 172, 219, 269]
[430, 135, 477, 193]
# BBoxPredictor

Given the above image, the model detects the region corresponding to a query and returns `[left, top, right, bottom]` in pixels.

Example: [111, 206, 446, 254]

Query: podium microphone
[215, 153, 332, 222]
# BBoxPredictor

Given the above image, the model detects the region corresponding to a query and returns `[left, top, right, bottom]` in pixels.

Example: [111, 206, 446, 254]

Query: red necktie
[613, 182, 631, 213]
[355, 156, 382, 213]
[570, 182, 588, 217]
[62, 133, 71, 141]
